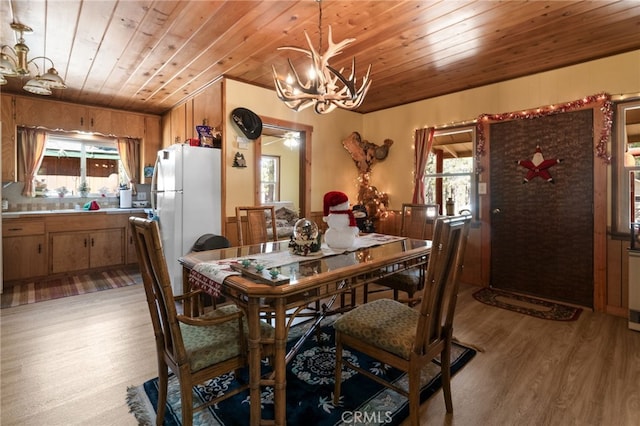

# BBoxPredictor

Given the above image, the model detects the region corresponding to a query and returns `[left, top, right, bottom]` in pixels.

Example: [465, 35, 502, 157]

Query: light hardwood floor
[1, 282, 639, 425]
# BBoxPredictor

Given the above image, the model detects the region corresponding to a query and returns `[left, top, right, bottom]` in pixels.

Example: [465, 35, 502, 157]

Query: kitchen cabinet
[170, 102, 188, 144]
[126, 225, 139, 264]
[1, 94, 16, 181]
[13, 95, 157, 136]
[15, 96, 111, 133]
[192, 82, 223, 132]
[162, 80, 223, 147]
[111, 110, 146, 138]
[49, 228, 124, 274]
[2, 218, 47, 281]
[5, 93, 161, 185]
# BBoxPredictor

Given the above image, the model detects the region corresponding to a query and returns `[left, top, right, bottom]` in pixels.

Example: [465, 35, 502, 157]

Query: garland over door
[489, 109, 594, 307]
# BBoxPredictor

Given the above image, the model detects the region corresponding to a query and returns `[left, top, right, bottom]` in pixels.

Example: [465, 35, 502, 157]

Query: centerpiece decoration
[322, 191, 359, 249]
[288, 218, 321, 255]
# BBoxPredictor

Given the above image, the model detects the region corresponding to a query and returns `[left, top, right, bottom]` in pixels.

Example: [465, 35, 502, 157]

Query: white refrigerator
[152, 144, 222, 295]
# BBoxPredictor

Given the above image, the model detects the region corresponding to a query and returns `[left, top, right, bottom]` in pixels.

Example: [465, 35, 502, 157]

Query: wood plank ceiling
[1, 0, 640, 116]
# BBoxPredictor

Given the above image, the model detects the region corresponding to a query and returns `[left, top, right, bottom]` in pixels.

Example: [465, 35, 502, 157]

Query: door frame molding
[253, 117, 312, 219]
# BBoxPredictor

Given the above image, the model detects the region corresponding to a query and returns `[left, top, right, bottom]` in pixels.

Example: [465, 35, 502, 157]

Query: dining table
[179, 233, 432, 426]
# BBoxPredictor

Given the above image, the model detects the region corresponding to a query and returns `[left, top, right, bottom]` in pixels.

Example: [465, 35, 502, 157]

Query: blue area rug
[127, 319, 476, 425]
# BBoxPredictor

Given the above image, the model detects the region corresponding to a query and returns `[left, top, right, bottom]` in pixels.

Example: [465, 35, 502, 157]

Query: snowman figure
[322, 191, 359, 249]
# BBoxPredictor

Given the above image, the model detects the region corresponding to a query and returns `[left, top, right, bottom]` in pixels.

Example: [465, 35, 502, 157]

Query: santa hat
[323, 191, 349, 216]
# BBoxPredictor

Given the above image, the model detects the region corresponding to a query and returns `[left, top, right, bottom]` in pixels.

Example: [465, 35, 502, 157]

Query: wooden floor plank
[1, 283, 639, 425]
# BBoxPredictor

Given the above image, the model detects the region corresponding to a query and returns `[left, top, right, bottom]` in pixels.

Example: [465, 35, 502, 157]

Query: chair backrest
[129, 217, 187, 365]
[415, 214, 471, 355]
[400, 203, 439, 240]
[235, 206, 278, 246]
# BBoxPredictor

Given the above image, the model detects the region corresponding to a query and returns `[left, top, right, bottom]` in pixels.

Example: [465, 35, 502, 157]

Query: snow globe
[289, 218, 321, 255]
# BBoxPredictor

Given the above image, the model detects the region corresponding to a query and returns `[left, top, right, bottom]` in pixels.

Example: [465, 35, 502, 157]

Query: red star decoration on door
[517, 145, 562, 184]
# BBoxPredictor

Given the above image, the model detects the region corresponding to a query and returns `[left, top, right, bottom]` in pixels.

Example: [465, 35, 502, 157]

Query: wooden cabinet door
[87, 107, 112, 134]
[1, 94, 16, 181]
[2, 235, 47, 280]
[89, 229, 124, 268]
[15, 96, 59, 128]
[111, 111, 145, 138]
[192, 82, 223, 130]
[170, 103, 187, 144]
[125, 226, 138, 264]
[54, 103, 90, 132]
[50, 232, 90, 274]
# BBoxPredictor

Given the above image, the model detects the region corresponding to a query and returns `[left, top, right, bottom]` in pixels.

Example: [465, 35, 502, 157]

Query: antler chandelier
[0, 22, 67, 95]
[272, 0, 372, 114]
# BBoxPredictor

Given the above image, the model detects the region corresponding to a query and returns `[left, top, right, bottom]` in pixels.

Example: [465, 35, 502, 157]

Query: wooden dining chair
[364, 203, 439, 305]
[129, 217, 274, 426]
[333, 214, 471, 426]
[235, 206, 278, 246]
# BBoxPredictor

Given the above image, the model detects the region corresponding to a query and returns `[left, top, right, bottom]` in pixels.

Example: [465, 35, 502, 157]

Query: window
[614, 99, 640, 233]
[260, 155, 280, 203]
[422, 127, 476, 216]
[35, 133, 126, 197]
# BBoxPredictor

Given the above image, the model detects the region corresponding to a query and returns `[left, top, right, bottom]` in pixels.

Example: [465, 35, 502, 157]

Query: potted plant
[78, 180, 90, 197]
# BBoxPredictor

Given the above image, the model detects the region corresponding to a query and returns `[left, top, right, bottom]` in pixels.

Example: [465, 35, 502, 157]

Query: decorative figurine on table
[289, 218, 321, 255]
[322, 191, 359, 249]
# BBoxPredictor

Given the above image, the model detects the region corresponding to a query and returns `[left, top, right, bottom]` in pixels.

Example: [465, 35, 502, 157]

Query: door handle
[492, 208, 501, 215]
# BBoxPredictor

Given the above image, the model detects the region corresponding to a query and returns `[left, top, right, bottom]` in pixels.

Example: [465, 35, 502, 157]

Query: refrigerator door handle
[150, 153, 161, 212]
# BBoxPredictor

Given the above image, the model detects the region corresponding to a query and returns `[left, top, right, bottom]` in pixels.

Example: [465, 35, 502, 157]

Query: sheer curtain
[19, 128, 48, 197]
[411, 127, 435, 203]
[116, 137, 140, 185]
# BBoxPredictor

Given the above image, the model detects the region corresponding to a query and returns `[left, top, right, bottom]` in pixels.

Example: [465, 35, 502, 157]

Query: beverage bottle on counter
[446, 197, 455, 216]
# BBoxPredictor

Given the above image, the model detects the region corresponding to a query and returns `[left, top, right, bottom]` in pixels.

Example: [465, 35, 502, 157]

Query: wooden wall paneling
[607, 239, 624, 308]
[459, 223, 483, 286]
[161, 112, 171, 149]
[606, 237, 629, 317]
[185, 98, 194, 140]
[592, 104, 609, 313]
[376, 210, 401, 236]
[1, 94, 16, 181]
[144, 115, 162, 182]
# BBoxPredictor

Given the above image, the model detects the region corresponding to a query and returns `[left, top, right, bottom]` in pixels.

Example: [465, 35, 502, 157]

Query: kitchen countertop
[2, 207, 148, 219]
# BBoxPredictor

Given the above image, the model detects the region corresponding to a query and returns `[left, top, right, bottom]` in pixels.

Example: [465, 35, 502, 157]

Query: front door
[489, 109, 594, 307]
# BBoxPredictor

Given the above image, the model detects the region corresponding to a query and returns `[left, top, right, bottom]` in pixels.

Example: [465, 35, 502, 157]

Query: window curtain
[116, 137, 140, 185]
[411, 127, 435, 203]
[19, 128, 48, 197]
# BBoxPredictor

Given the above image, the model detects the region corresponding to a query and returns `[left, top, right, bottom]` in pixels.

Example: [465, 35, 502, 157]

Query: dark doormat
[472, 287, 582, 321]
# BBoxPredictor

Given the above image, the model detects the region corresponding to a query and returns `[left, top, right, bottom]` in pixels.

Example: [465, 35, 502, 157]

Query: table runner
[188, 233, 406, 295]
